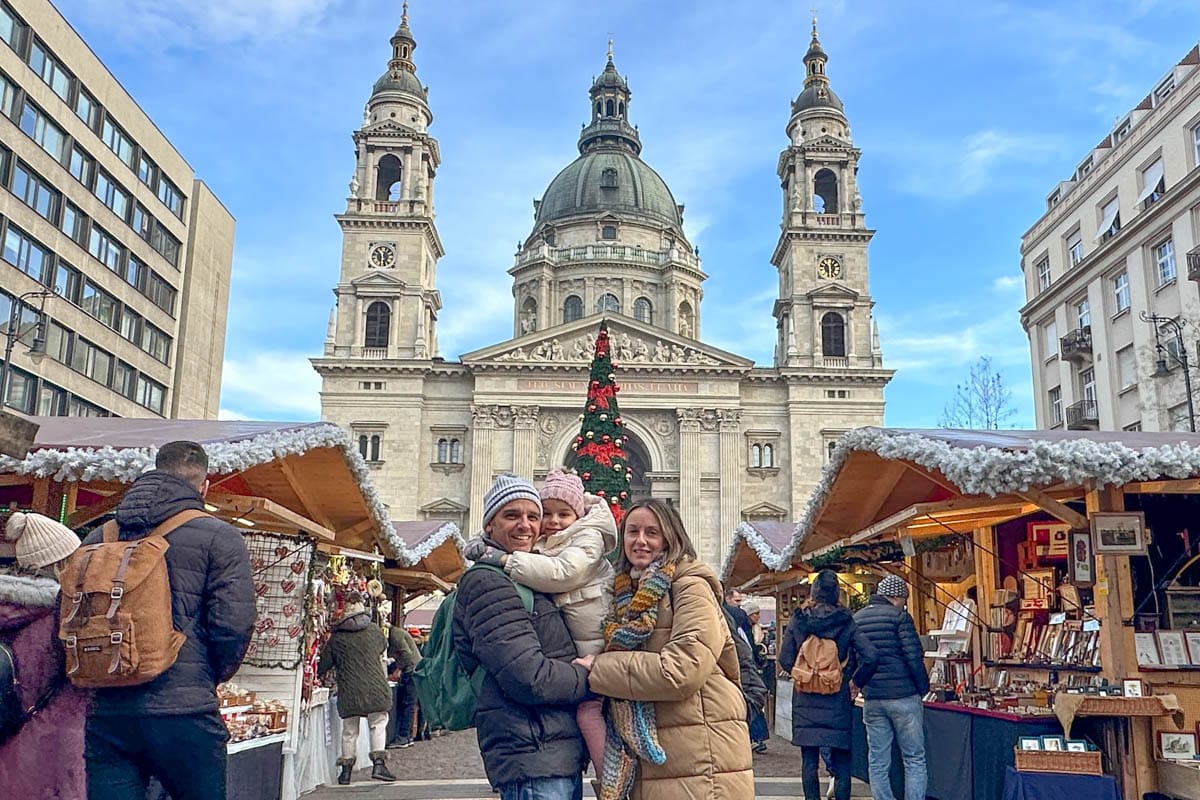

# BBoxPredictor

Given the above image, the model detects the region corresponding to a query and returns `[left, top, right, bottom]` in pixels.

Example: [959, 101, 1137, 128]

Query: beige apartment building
[1021, 44, 1200, 433]
[313, 15, 892, 566]
[0, 0, 233, 419]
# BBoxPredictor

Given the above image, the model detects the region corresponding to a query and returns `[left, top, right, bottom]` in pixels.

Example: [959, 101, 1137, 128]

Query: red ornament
[619, 492, 627, 499]
[597, 490, 606, 497]
[602, 435, 611, 443]
[582, 472, 591, 480]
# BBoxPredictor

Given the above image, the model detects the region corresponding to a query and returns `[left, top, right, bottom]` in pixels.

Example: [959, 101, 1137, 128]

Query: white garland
[718, 521, 791, 582]
[400, 520, 466, 563]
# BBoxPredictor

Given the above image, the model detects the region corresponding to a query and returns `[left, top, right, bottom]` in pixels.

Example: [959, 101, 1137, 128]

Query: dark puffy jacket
[853, 595, 930, 700]
[725, 609, 767, 711]
[318, 611, 391, 719]
[83, 471, 255, 716]
[452, 564, 589, 788]
[779, 604, 877, 750]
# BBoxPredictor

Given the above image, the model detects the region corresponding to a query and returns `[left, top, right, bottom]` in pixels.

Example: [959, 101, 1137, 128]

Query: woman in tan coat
[574, 498, 754, 800]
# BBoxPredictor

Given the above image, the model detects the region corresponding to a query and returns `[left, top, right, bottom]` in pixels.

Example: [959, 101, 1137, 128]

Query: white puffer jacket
[503, 494, 617, 656]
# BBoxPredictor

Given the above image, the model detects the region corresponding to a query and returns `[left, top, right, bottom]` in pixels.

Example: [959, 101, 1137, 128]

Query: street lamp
[1, 289, 54, 412]
[1141, 310, 1196, 432]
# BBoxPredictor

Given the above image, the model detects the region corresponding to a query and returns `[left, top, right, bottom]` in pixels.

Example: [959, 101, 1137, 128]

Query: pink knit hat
[540, 469, 585, 518]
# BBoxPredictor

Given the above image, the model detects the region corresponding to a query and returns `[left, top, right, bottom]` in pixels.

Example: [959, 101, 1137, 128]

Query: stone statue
[549, 338, 564, 360]
[671, 344, 686, 361]
[679, 317, 692, 339]
[349, 173, 361, 197]
[653, 340, 670, 363]
[633, 339, 649, 362]
[616, 333, 633, 362]
[520, 312, 536, 335]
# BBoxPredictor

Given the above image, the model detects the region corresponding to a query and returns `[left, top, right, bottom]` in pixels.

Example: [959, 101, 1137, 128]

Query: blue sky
[53, 0, 1200, 426]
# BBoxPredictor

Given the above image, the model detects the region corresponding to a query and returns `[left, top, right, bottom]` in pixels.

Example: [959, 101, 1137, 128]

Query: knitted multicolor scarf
[599, 561, 676, 800]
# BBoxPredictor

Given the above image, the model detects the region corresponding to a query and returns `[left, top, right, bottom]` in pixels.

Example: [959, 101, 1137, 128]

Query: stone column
[512, 406, 539, 479]
[718, 409, 742, 559]
[677, 408, 702, 545]
[467, 405, 497, 533]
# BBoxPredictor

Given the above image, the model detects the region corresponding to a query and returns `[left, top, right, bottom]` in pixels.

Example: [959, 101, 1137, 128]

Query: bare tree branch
[937, 356, 1017, 429]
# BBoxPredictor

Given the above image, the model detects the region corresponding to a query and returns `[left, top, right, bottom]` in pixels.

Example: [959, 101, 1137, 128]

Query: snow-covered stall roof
[720, 521, 798, 586]
[770, 427, 1200, 572]
[382, 520, 467, 594]
[0, 417, 415, 561]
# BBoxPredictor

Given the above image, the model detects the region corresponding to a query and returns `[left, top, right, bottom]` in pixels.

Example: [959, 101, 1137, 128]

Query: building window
[0, 73, 15, 118]
[137, 153, 157, 189]
[119, 308, 141, 344]
[1036, 257, 1051, 291]
[19, 100, 66, 161]
[1113, 271, 1130, 313]
[1169, 403, 1191, 432]
[821, 312, 846, 357]
[1075, 299, 1090, 330]
[1194, 125, 1200, 168]
[27, 39, 71, 102]
[88, 225, 124, 274]
[1075, 157, 1093, 181]
[140, 323, 171, 364]
[633, 297, 653, 324]
[1049, 386, 1063, 426]
[435, 437, 463, 464]
[1154, 237, 1176, 286]
[3, 367, 35, 414]
[67, 396, 109, 417]
[369, 435, 381, 462]
[1138, 159, 1165, 209]
[53, 262, 80, 303]
[1080, 368, 1097, 417]
[596, 293, 620, 314]
[1155, 75, 1175, 103]
[0, 5, 18, 50]
[357, 435, 369, 460]
[93, 170, 130, 222]
[1112, 118, 1131, 146]
[1097, 196, 1120, 242]
[364, 301, 390, 348]
[1123, 421, 1142, 432]
[81, 280, 120, 330]
[600, 167, 617, 188]
[1067, 231, 1083, 266]
[2, 224, 50, 282]
[74, 88, 98, 130]
[135, 375, 165, 415]
[44, 320, 70, 363]
[155, 177, 184, 218]
[563, 295, 583, 323]
[68, 145, 94, 186]
[131, 204, 151, 240]
[101, 116, 135, 167]
[750, 444, 761, 468]
[601, 225, 617, 240]
[1043, 320, 1058, 361]
[150, 222, 180, 266]
[11, 160, 58, 222]
[36, 382, 66, 416]
[1116, 345, 1136, 390]
[60, 201, 86, 243]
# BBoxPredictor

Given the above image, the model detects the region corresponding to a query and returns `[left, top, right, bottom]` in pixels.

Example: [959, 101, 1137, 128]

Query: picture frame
[1122, 679, 1145, 698]
[1091, 511, 1148, 555]
[1067, 528, 1096, 587]
[1134, 632, 1162, 666]
[1159, 731, 1197, 760]
[1040, 736, 1065, 751]
[1066, 740, 1088, 752]
[1028, 521, 1070, 560]
[1185, 631, 1200, 666]
[1157, 630, 1190, 667]
[1019, 737, 1042, 751]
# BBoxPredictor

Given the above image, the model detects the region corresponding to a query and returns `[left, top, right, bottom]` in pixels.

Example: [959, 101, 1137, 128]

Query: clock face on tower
[817, 256, 842, 280]
[369, 244, 396, 269]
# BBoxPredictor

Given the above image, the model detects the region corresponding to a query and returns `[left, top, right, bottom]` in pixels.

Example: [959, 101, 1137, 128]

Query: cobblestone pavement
[304, 731, 872, 798]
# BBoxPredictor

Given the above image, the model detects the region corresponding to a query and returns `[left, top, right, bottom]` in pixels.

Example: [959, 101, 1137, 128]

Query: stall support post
[972, 526, 996, 677]
[1086, 485, 1156, 800]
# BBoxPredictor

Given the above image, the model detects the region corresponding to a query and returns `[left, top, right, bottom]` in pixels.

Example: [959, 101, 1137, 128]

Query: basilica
[311, 10, 893, 567]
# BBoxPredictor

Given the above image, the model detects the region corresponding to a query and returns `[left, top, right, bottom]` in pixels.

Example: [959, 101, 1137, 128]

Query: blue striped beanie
[482, 474, 542, 529]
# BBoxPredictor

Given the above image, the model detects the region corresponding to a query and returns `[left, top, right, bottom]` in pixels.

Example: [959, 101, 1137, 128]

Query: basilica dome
[535, 147, 682, 229]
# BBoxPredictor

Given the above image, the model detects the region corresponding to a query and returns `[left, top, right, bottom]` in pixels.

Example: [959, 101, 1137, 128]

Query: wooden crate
[1014, 749, 1103, 776]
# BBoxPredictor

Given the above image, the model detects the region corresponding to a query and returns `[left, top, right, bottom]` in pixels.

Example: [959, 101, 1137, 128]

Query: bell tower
[326, 2, 443, 361]
[771, 17, 882, 372]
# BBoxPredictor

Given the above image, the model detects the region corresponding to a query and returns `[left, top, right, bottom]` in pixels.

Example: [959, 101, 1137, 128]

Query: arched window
[364, 301, 391, 348]
[375, 154, 402, 201]
[821, 311, 846, 357]
[763, 444, 774, 468]
[633, 297, 653, 324]
[595, 101, 602, 116]
[358, 435, 369, 460]
[450, 439, 461, 463]
[596, 293, 620, 314]
[605, 98, 615, 116]
[437, 438, 449, 463]
[369, 434, 381, 462]
[677, 301, 694, 338]
[813, 168, 839, 214]
[600, 168, 618, 188]
[618, 101, 625, 117]
[563, 295, 583, 323]
[751, 444, 762, 468]
[827, 441, 837, 461]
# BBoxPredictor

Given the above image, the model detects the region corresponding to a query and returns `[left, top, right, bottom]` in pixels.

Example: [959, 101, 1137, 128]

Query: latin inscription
[517, 379, 699, 394]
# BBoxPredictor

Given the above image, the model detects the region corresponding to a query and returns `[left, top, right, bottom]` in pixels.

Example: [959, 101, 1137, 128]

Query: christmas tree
[571, 320, 634, 526]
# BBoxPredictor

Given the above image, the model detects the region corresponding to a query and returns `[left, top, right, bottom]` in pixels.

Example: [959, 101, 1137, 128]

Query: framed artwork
[1028, 521, 1070, 560]
[1122, 679, 1145, 697]
[1066, 740, 1088, 752]
[1041, 736, 1065, 751]
[1091, 511, 1148, 555]
[1067, 528, 1096, 587]
[1159, 731, 1197, 760]
[1019, 736, 1041, 751]
[1185, 631, 1200, 666]
[1134, 632, 1162, 666]
[1157, 630, 1190, 667]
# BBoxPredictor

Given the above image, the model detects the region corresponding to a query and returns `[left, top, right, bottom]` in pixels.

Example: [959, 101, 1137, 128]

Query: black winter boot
[336, 758, 354, 785]
[370, 751, 397, 782]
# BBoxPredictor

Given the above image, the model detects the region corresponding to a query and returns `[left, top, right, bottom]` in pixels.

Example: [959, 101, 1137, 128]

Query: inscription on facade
[517, 379, 699, 394]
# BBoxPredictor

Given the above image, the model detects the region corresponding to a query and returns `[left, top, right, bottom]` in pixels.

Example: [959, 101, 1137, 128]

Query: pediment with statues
[461, 314, 754, 370]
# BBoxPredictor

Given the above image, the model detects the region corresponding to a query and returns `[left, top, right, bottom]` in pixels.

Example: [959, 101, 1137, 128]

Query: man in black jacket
[452, 474, 590, 800]
[852, 574, 928, 800]
[84, 441, 255, 800]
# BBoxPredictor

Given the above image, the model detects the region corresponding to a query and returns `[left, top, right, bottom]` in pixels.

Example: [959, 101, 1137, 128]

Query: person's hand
[849, 682, 861, 701]
[462, 536, 488, 561]
[472, 546, 506, 568]
[573, 654, 595, 670]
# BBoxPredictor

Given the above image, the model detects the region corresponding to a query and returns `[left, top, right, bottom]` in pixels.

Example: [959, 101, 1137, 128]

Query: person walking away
[739, 597, 771, 753]
[723, 586, 754, 646]
[725, 606, 770, 755]
[319, 592, 396, 783]
[0, 512, 89, 799]
[452, 474, 591, 800]
[853, 574, 929, 800]
[81, 440, 255, 800]
[576, 498, 754, 800]
[386, 620, 421, 748]
[464, 468, 616, 777]
[778, 570, 878, 800]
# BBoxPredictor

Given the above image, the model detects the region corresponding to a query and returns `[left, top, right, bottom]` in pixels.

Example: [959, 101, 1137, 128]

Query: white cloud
[885, 129, 1064, 200]
[991, 274, 1024, 293]
[219, 352, 322, 421]
[218, 407, 252, 421]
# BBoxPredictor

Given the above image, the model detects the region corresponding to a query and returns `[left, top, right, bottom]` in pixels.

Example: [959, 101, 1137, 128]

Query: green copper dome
[372, 67, 426, 98]
[535, 147, 682, 229]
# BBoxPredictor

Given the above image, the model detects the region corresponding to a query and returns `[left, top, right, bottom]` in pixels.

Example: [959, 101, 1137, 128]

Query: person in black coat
[779, 570, 877, 800]
[451, 475, 590, 799]
[82, 441, 255, 800]
[725, 609, 770, 753]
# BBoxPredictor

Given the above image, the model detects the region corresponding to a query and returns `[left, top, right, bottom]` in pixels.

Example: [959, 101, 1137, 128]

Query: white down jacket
[503, 494, 617, 656]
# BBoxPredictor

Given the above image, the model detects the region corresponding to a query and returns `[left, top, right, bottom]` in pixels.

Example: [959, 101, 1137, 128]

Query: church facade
[311, 12, 893, 568]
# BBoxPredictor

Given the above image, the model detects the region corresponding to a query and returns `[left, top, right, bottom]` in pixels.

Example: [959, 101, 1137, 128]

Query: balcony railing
[1187, 246, 1200, 282]
[1059, 326, 1093, 362]
[822, 356, 849, 368]
[359, 347, 388, 359]
[1065, 399, 1099, 430]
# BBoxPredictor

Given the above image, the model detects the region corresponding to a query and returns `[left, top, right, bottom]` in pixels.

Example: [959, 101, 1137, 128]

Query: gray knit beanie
[481, 474, 541, 529]
[878, 574, 910, 599]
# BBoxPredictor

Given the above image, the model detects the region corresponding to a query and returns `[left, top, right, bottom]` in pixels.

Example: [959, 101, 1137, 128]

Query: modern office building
[1020, 43, 1200, 433]
[0, 0, 234, 419]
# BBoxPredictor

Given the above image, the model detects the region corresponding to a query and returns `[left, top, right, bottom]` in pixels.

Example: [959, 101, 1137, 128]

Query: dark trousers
[86, 711, 229, 800]
[802, 745, 850, 800]
[391, 671, 418, 741]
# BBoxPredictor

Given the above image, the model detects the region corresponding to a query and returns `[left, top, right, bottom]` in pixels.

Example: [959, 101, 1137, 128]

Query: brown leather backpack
[791, 634, 847, 695]
[57, 510, 206, 688]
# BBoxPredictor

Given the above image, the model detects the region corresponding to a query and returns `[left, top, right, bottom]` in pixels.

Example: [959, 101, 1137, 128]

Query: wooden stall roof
[757, 427, 1200, 572]
[720, 521, 806, 589]
[0, 417, 414, 561]
[381, 520, 466, 596]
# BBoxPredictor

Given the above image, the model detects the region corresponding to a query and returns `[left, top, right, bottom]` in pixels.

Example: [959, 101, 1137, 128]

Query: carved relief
[677, 408, 703, 433]
[513, 405, 539, 429]
[717, 409, 742, 431]
[494, 332, 719, 365]
[471, 405, 515, 429]
[700, 410, 720, 432]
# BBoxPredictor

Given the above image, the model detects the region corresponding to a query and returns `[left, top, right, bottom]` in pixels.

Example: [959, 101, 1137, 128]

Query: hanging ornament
[586, 431, 594, 439]
[600, 414, 608, 421]
[602, 435, 611, 443]
[608, 374, 615, 381]
[578, 414, 585, 421]
[613, 464, 622, 472]
[615, 417, 622, 425]
[610, 496, 619, 504]
[620, 491, 628, 499]
[588, 404, 597, 413]
[582, 471, 591, 480]
[597, 490, 606, 497]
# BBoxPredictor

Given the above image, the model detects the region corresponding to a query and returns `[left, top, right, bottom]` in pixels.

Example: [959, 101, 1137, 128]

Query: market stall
[748, 428, 1200, 800]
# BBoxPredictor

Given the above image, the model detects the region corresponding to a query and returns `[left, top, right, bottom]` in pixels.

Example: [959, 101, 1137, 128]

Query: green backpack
[412, 563, 534, 731]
